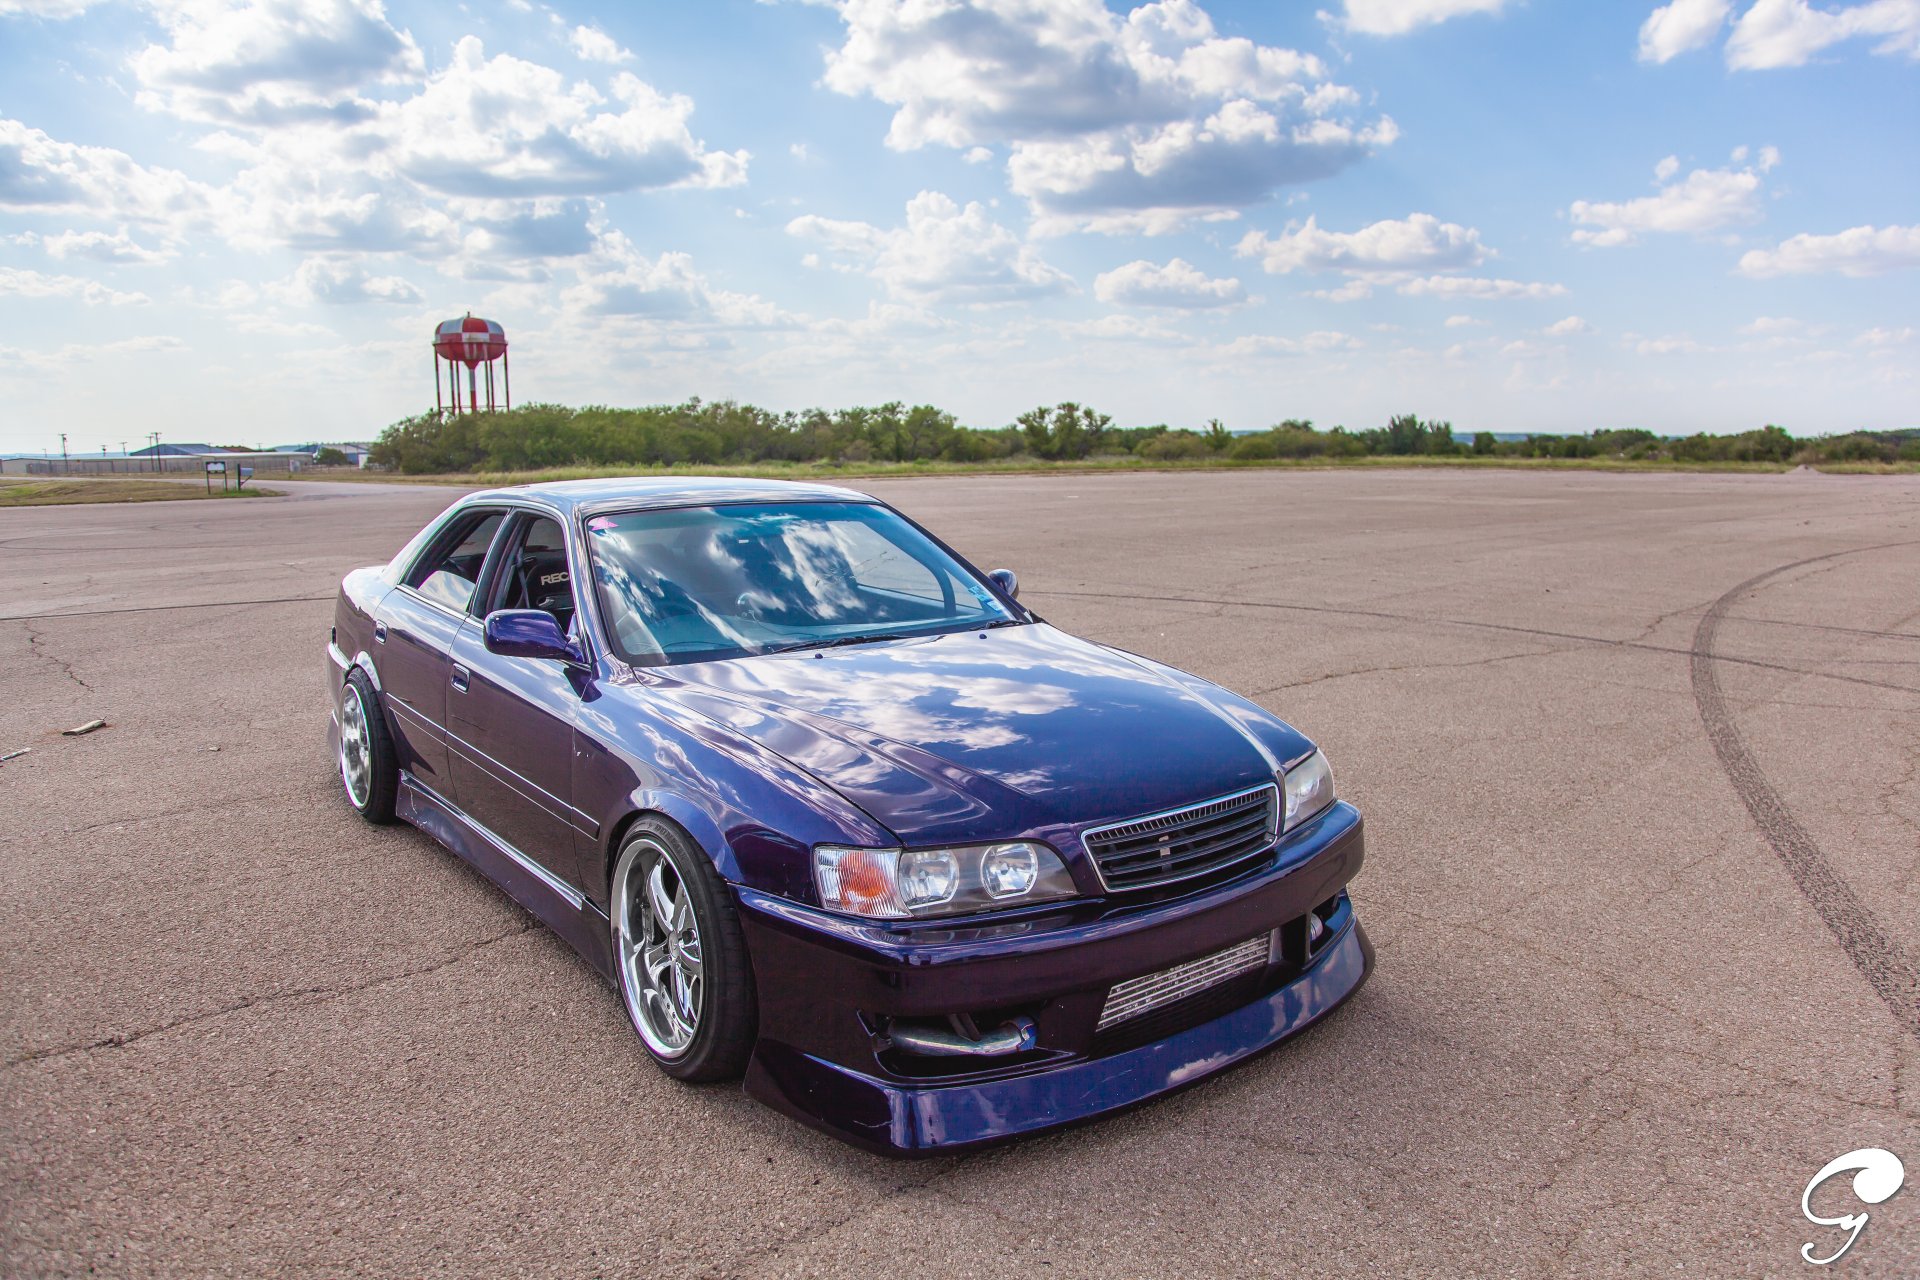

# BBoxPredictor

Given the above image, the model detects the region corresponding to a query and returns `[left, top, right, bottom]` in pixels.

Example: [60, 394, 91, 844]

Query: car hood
[639, 623, 1308, 847]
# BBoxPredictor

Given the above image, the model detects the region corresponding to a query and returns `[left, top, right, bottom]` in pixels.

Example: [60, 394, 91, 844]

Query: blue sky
[1, 0, 1915, 454]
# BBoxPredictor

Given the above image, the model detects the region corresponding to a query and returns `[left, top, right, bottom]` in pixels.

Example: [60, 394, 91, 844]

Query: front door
[445, 513, 588, 891]
[375, 507, 505, 794]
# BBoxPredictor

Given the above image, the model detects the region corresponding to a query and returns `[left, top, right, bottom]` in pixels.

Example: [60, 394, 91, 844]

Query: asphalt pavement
[2, 468, 1916, 1278]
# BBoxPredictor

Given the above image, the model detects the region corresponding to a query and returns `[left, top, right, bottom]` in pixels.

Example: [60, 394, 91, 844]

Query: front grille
[1096, 934, 1271, 1032]
[1082, 784, 1278, 892]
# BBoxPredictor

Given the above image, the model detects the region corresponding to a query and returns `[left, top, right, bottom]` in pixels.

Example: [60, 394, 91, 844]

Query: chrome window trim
[391, 582, 473, 623]
[392, 502, 525, 622]
[1079, 782, 1280, 894]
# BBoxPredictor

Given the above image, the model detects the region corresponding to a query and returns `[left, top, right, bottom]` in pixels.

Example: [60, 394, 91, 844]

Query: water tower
[432, 313, 509, 413]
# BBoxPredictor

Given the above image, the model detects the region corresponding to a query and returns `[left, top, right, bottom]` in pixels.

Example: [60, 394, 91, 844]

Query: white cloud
[1569, 149, 1775, 246]
[270, 256, 422, 305]
[0, 335, 186, 381]
[1737, 223, 1920, 276]
[1739, 314, 1799, 334]
[1238, 212, 1487, 274]
[1637, 0, 1733, 61]
[131, 0, 425, 125]
[1307, 279, 1374, 302]
[1063, 313, 1196, 342]
[1216, 329, 1362, 358]
[1399, 275, 1568, 299]
[0, 119, 213, 228]
[1094, 257, 1245, 308]
[565, 247, 718, 318]
[1500, 338, 1556, 358]
[817, 0, 1392, 232]
[1726, 0, 1920, 69]
[0, 265, 150, 305]
[788, 190, 1076, 305]
[380, 39, 746, 197]
[41, 228, 174, 265]
[570, 25, 632, 63]
[1233, 211, 1559, 300]
[1636, 335, 1702, 354]
[0, 0, 104, 14]
[1545, 315, 1592, 335]
[1338, 0, 1515, 36]
[1855, 325, 1914, 345]
[1443, 313, 1483, 327]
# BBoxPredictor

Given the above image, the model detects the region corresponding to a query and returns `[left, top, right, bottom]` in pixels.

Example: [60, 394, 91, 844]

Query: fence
[8, 453, 314, 477]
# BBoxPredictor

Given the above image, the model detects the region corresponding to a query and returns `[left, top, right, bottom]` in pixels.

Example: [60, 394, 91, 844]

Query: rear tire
[610, 818, 758, 1082]
[338, 668, 398, 824]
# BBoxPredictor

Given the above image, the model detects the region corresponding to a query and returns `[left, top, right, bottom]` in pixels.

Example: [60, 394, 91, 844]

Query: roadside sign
[205, 461, 226, 473]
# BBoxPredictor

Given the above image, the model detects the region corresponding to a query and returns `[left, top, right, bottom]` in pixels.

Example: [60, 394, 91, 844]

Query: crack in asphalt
[18, 619, 92, 691]
[1040, 588, 1920, 697]
[1370, 899, 1914, 1116]
[1689, 541, 1920, 1041]
[724, 1154, 977, 1271]
[1247, 644, 1568, 696]
[0, 593, 333, 624]
[4, 920, 537, 1071]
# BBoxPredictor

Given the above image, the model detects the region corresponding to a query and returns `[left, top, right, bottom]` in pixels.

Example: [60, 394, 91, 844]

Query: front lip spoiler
[742, 907, 1372, 1156]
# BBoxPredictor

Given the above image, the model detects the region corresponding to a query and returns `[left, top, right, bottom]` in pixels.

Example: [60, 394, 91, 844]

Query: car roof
[464, 475, 878, 518]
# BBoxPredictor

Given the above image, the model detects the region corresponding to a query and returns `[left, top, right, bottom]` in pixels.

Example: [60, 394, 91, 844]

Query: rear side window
[405, 509, 504, 612]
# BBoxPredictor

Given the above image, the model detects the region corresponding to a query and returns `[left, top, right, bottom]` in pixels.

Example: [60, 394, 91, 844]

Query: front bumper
[736, 801, 1370, 1155]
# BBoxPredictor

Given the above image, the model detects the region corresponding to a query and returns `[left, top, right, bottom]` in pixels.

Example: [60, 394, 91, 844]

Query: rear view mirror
[988, 568, 1019, 601]
[484, 610, 585, 664]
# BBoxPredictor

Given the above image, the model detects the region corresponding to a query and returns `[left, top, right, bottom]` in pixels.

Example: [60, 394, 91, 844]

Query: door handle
[450, 663, 470, 694]
[373, 621, 388, 644]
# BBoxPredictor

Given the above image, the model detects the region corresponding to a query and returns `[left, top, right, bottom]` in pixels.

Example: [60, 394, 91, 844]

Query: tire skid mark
[1043, 587, 1920, 696]
[1691, 541, 1920, 1040]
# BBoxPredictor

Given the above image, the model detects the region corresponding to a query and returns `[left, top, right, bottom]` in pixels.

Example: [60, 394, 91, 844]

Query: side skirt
[397, 771, 615, 982]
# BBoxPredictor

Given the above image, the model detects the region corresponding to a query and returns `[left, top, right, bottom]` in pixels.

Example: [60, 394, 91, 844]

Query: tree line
[365, 402, 1920, 474]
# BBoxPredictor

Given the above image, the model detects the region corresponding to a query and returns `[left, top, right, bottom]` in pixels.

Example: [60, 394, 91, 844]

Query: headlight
[814, 841, 1077, 920]
[1282, 750, 1336, 831]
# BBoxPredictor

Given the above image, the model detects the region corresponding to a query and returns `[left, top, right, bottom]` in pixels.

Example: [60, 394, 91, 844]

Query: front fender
[575, 678, 896, 914]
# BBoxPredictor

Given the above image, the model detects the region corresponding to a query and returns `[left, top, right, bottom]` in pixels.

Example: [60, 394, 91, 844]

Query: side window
[494, 516, 577, 628]
[405, 509, 504, 613]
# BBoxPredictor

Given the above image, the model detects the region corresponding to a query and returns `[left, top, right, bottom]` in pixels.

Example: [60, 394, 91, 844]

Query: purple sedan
[328, 478, 1369, 1154]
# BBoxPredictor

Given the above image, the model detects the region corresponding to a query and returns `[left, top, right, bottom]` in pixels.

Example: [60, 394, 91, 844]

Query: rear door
[374, 507, 507, 795]
[445, 512, 590, 890]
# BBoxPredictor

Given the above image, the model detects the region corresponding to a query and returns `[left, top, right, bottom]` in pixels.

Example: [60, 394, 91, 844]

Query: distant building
[128, 443, 238, 457]
[273, 441, 377, 467]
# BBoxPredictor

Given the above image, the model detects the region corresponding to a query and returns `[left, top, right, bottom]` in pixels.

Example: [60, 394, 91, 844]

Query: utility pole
[59, 433, 68, 475]
[148, 432, 161, 473]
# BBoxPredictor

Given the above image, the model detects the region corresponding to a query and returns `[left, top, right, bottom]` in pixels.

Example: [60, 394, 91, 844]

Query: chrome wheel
[338, 683, 372, 808]
[614, 841, 703, 1058]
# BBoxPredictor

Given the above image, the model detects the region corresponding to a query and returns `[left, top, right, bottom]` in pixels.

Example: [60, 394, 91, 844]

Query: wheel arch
[603, 791, 739, 901]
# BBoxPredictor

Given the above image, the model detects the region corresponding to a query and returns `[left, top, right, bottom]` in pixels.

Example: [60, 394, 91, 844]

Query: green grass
[0, 477, 282, 507]
[288, 452, 1920, 489]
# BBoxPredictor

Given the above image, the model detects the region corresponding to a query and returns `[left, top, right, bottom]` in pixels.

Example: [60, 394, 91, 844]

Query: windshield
[584, 501, 1017, 665]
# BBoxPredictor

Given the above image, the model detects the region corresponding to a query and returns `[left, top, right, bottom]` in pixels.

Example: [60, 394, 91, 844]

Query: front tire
[338, 668, 397, 824]
[610, 819, 757, 1082]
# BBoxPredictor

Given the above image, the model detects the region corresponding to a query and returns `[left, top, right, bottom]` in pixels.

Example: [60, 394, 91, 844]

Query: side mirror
[988, 568, 1019, 601]
[484, 610, 585, 664]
